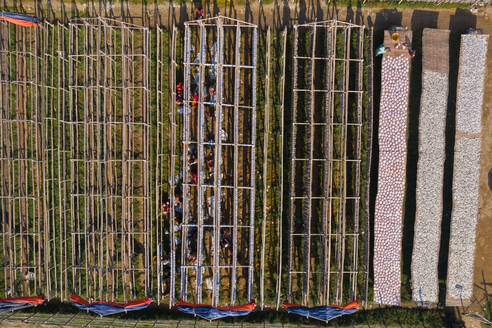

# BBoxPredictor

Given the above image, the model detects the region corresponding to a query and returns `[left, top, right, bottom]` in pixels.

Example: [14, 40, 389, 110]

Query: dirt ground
[2, 0, 491, 318]
[473, 5, 492, 313]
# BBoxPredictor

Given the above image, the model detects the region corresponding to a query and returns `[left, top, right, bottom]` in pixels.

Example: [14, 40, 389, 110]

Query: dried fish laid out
[447, 34, 488, 305]
[374, 54, 410, 305]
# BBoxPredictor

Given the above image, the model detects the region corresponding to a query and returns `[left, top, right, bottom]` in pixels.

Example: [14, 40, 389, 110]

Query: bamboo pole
[288, 26, 299, 303]
[288, 21, 363, 306]
[248, 26, 258, 302]
[321, 24, 334, 304]
[167, 24, 178, 307]
[66, 18, 150, 302]
[180, 17, 257, 305]
[276, 26, 287, 311]
[231, 19, 241, 306]
[156, 25, 162, 305]
[260, 26, 271, 310]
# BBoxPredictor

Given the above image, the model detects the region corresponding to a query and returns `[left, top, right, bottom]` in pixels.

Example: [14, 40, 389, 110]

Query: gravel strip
[447, 34, 488, 303]
[447, 137, 481, 301]
[412, 71, 448, 304]
[456, 35, 488, 135]
[374, 54, 409, 305]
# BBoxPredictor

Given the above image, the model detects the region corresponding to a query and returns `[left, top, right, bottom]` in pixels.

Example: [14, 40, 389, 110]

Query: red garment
[195, 8, 204, 19]
[161, 202, 170, 214]
[192, 93, 198, 108]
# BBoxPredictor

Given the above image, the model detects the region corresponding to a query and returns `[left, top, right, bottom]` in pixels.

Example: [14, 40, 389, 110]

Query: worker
[207, 157, 214, 170]
[209, 63, 217, 80]
[175, 203, 183, 217]
[221, 230, 232, 249]
[161, 278, 170, 298]
[190, 162, 198, 184]
[161, 201, 170, 214]
[187, 227, 198, 263]
[205, 106, 215, 120]
[220, 128, 227, 142]
[195, 7, 204, 19]
[190, 171, 198, 184]
[209, 87, 215, 104]
[176, 82, 183, 104]
[205, 277, 213, 291]
[211, 42, 218, 63]
[188, 144, 197, 164]
[193, 71, 200, 85]
[208, 195, 215, 218]
[161, 198, 183, 221]
[192, 92, 199, 108]
[209, 43, 217, 79]
[177, 104, 190, 115]
[193, 53, 201, 64]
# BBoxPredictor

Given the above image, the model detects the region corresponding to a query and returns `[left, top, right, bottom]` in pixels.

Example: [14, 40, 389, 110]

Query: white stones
[456, 35, 488, 135]
[412, 71, 448, 304]
[374, 54, 410, 305]
[446, 34, 488, 305]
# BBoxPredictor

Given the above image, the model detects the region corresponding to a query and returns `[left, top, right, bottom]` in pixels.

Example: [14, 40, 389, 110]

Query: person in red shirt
[195, 8, 204, 19]
[176, 82, 183, 104]
[161, 201, 170, 214]
[192, 92, 198, 108]
[209, 87, 215, 104]
[191, 171, 198, 184]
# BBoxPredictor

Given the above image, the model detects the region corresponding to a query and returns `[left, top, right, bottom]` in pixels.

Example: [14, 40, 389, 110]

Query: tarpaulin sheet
[70, 294, 151, 316]
[283, 300, 359, 322]
[177, 300, 256, 320]
[0, 12, 39, 26]
[0, 295, 44, 312]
